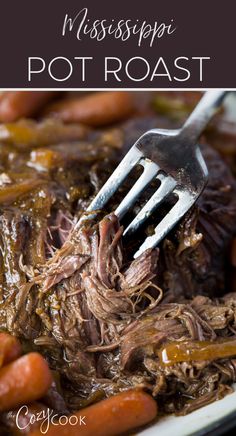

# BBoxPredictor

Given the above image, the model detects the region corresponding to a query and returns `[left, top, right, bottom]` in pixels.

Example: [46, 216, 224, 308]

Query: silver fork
[78, 90, 227, 258]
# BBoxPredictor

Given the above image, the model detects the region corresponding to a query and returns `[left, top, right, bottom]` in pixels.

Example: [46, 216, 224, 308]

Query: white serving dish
[139, 377, 236, 435]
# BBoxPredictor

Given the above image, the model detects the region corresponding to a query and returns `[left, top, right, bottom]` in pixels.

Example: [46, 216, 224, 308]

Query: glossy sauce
[158, 339, 236, 366]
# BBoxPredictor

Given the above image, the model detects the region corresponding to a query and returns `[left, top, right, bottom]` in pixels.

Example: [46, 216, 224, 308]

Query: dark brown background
[0, 0, 235, 88]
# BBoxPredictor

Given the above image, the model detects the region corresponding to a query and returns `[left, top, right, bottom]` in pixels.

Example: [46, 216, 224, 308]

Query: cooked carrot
[0, 332, 21, 366]
[44, 91, 135, 126]
[30, 389, 158, 436]
[0, 352, 52, 411]
[0, 91, 55, 122]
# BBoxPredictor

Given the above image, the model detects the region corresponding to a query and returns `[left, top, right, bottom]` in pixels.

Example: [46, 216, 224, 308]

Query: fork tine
[88, 147, 143, 213]
[123, 174, 177, 236]
[134, 188, 196, 258]
[75, 146, 143, 228]
[115, 160, 159, 219]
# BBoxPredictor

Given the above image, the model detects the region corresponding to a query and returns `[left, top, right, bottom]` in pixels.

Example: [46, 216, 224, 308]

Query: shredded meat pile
[0, 116, 236, 415]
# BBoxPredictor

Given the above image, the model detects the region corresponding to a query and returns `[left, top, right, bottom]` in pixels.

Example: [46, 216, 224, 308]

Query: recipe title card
[0, 0, 235, 88]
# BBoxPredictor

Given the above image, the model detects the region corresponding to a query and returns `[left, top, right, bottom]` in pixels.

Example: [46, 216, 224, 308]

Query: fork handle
[179, 90, 228, 143]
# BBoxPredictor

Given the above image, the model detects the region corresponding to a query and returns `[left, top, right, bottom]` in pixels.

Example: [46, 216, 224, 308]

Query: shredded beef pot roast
[0, 98, 236, 417]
